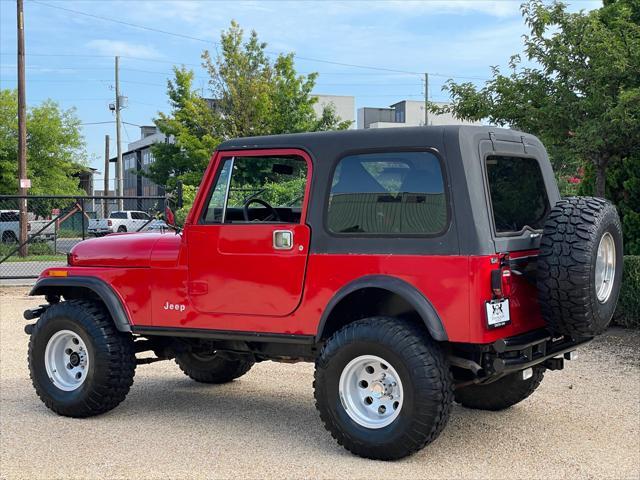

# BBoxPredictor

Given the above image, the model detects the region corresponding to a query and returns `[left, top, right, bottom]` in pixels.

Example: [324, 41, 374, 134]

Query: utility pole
[424, 72, 429, 127]
[115, 56, 124, 210]
[17, 0, 28, 257]
[103, 134, 110, 218]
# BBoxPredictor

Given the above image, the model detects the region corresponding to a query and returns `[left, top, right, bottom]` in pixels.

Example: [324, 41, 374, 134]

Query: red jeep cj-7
[25, 126, 623, 460]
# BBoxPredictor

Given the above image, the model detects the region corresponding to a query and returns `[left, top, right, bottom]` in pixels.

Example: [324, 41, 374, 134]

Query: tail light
[27, 223, 31, 231]
[491, 268, 512, 298]
[107, 220, 112, 227]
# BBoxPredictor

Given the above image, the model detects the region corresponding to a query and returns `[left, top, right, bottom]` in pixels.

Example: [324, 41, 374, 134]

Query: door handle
[273, 230, 293, 250]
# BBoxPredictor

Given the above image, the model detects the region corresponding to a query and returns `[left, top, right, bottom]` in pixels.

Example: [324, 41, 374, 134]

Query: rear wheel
[117, 226, 127, 233]
[314, 317, 453, 460]
[455, 367, 545, 411]
[175, 352, 254, 384]
[28, 300, 136, 417]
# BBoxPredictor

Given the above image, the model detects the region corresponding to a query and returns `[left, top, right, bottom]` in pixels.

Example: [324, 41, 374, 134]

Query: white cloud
[86, 39, 162, 59]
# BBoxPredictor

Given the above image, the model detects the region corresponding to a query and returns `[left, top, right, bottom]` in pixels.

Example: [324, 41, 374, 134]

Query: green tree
[147, 21, 351, 192]
[0, 89, 86, 196]
[431, 0, 640, 198]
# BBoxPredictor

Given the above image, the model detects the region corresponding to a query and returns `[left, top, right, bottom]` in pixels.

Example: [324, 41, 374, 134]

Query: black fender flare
[316, 275, 448, 342]
[30, 276, 132, 333]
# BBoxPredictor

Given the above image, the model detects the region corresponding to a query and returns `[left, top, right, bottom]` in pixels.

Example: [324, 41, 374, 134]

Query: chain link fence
[0, 195, 171, 280]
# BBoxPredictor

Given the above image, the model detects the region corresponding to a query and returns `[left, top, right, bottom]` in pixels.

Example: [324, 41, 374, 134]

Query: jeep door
[187, 149, 312, 317]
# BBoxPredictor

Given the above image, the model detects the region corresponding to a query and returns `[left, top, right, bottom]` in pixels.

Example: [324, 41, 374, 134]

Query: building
[357, 100, 482, 129]
[312, 95, 356, 128]
[110, 126, 167, 211]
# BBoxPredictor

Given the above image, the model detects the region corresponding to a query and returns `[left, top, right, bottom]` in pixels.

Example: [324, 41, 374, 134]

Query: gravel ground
[1, 286, 639, 480]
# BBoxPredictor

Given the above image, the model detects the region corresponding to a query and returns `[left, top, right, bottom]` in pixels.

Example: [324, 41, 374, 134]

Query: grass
[3, 254, 66, 263]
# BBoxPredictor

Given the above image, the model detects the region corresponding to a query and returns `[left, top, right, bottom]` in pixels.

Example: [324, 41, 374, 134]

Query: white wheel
[44, 330, 89, 392]
[338, 354, 404, 429]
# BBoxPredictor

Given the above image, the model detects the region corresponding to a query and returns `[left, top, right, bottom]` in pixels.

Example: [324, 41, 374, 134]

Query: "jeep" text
[163, 301, 186, 312]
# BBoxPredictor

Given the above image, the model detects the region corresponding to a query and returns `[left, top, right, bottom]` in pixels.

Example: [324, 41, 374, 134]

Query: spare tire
[537, 197, 623, 338]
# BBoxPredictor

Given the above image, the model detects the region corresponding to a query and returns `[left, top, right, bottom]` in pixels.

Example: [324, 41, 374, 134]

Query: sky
[0, 0, 601, 190]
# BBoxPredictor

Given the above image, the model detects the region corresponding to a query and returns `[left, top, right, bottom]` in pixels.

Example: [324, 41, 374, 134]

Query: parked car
[87, 210, 153, 236]
[0, 209, 56, 244]
[24, 126, 623, 460]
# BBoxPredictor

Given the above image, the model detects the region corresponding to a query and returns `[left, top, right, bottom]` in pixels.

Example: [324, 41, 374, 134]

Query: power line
[29, 0, 423, 75]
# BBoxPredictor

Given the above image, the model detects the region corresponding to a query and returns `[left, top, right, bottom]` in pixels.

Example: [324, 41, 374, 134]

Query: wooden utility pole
[103, 134, 110, 218]
[115, 56, 124, 210]
[17, 0, 28, 257]
[424, 72, 429, 126]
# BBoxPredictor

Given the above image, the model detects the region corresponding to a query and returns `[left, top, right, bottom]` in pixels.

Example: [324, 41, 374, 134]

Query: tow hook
[23, 304, 50, 336]
[23, 304, 49, 321]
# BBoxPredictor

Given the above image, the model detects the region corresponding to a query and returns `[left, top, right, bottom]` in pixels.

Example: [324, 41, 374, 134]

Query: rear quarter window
[327, 151, 447, 235]
[486, 155, 550, 234]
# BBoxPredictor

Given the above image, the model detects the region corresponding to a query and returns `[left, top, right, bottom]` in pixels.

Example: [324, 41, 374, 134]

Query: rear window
[327, 151, 447, 235]
[486, 155, 550, 234]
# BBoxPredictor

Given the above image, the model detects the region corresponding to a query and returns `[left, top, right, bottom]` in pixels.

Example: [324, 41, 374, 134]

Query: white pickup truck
[0, 210, 57, 243]
[87, 210, 155, 236]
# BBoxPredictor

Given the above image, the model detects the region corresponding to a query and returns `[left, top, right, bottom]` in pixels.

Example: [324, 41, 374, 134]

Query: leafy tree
[0, 89, 86, 196]
[147, 21, 351, 192]
[147, 68, 220, 193]
[431, 0, 640, 199]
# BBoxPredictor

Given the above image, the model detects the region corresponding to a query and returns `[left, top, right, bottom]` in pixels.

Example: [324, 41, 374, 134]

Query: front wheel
[314, 317, 453, 460]
[28, 300, 136, 417]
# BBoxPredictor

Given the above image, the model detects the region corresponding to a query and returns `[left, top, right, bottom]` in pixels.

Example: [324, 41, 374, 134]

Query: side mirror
[164, 206, 176, 227]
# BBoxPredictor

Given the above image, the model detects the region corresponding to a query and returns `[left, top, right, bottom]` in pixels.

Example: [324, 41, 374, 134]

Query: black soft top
[216, 125, 556, 256]
[217, 125, 537, 158]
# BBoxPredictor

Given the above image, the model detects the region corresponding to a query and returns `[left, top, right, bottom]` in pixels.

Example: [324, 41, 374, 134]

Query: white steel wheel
[595, 232, 616, 303]
[44, 330, 89, 392]
[338, 354, 404, 429]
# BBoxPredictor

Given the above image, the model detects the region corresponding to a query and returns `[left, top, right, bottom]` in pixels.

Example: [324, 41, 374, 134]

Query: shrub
[613, 256, 640, 329]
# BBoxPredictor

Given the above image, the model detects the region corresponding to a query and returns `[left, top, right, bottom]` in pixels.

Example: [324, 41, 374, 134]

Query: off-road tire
[175, 352, 254, 384]
[454, 367, 544, 411]
[537, 197, 623, 338]
[28, 299, 136, 417]
[314, 317, 453, 460]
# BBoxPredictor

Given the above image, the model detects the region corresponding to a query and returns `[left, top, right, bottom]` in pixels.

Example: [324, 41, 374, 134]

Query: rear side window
[110, 212, 127, 219]
[486, 155, 550, 234]
[327, 151, 447, 235]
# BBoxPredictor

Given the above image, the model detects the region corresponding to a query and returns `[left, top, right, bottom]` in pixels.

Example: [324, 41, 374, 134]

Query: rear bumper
[450, 328, 591, 383]
[490, 329, 591, 375]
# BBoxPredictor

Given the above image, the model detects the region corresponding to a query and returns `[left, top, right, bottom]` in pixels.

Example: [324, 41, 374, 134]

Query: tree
[0, 89, 86, 196]
[147, 21, 351, 191]
[431, 0, 640, 198]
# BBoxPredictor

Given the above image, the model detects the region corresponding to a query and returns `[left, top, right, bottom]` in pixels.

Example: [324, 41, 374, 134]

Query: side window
[202, 158, 233, 223]
[130, 212, 150, 220]
[201, 155, 308, 224]
[110, 212, 127, 219]
[486, 156, 550, 234]
[327, 151, 447, 235]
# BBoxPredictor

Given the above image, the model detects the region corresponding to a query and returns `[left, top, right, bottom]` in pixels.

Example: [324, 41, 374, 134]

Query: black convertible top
[217, 125, 535, 158]
[216, 125, 558, 256]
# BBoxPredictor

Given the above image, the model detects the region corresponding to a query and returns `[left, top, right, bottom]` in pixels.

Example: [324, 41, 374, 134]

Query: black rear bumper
[490, 329, 590, 375]
[450, 328, 592, 384]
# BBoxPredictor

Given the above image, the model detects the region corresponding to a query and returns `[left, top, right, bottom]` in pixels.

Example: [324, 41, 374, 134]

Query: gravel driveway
[1, 287, 639, 479]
